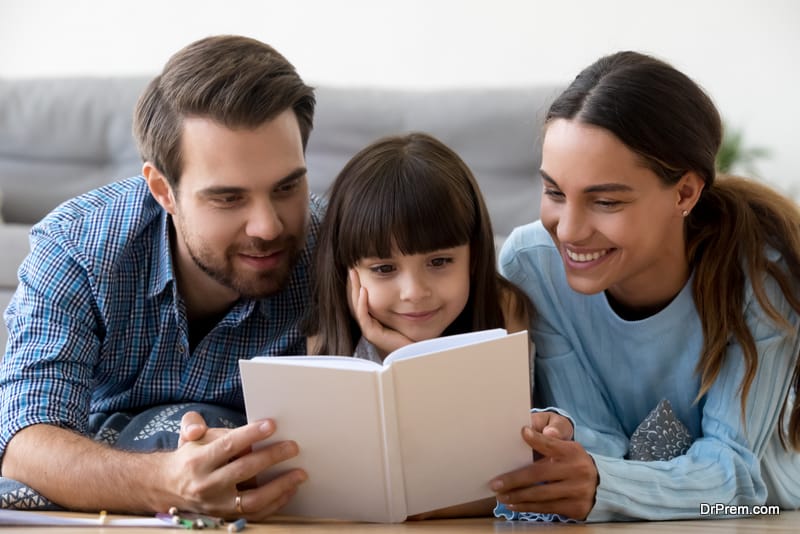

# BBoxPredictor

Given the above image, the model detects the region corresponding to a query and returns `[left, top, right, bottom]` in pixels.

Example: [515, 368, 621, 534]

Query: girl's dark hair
[306, 132, 532, 355]
[133, 35, 315, 187]
[547, 50, 800, 449]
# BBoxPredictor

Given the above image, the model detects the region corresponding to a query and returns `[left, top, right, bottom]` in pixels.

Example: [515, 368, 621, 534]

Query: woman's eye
[543, 188, 565, 200]
[595, 199, 622, 209]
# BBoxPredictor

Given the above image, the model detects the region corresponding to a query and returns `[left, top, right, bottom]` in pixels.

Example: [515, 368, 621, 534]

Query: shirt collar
[148, 210, 175, 298]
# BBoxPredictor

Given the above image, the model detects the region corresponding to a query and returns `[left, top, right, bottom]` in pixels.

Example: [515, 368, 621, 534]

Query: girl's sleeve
[586, 273, 800, 521]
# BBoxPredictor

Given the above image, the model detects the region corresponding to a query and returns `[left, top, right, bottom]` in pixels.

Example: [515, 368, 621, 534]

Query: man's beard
[186, 235, 302, 299]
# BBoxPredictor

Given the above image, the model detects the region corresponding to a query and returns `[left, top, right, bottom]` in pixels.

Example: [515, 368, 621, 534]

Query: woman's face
[539, 119, 695, 312]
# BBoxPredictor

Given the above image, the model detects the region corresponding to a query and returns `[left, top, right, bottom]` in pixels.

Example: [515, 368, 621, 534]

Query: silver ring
[235, 492, 244, 514]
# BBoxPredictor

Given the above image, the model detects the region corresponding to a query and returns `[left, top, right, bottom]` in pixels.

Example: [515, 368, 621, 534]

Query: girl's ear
[676, 171, 705, 217]
[143, 162, 178, 215]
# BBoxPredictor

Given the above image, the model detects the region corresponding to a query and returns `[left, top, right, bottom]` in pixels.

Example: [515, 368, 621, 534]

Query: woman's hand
[348, 269, 414, 355]
[490, 427, 598, 521]
[530, 411, 574, 440]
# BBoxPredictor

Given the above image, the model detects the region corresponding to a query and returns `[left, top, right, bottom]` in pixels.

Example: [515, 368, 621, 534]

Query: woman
[492, 51, 800, 522]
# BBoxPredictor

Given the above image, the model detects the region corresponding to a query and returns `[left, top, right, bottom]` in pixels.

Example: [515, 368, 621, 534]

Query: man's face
[167, 110, 309, 303]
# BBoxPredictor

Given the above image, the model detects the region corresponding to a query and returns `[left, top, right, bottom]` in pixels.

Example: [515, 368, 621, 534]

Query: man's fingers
[204, 419, 277, 467]
[179, 411, 209, 446]
[241, 470, 306, 521]
[204, 435, 303, 494]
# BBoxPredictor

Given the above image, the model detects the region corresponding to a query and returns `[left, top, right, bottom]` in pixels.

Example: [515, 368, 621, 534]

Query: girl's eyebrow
[541, 169, 633, 194]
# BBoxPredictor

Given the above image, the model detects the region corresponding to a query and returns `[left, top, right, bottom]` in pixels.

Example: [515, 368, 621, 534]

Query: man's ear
[676, 171, 705, 217]
[143, 162, 177, 215]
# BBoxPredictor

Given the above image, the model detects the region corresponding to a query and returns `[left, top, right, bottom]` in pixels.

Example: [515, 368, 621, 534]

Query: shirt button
[178, 345, 185, 354]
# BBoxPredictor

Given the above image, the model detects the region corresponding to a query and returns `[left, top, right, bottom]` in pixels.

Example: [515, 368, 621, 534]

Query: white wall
[1, 0, 798, 195]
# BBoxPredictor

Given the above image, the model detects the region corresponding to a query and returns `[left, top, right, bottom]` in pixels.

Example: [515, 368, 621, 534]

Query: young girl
[306, 132, 533, 360]
[305, 132, 577, 519]
[493, 51, 800, 522]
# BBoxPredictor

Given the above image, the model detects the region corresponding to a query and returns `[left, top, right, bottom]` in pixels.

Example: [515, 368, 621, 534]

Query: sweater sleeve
[587, 273, 800, 521]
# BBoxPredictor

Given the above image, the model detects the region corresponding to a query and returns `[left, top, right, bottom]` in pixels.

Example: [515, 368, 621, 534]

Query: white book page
[384, 328, 507, 364]
[389, 331, 533, 516]
[250, 355, 381, 371]
[240, 359, 398, 522]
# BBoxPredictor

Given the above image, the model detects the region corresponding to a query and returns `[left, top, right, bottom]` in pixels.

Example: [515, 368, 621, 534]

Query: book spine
[378, 368, 407, 522]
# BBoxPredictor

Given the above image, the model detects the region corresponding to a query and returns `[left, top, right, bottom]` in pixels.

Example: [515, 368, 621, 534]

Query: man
[0, 35, 321, 520]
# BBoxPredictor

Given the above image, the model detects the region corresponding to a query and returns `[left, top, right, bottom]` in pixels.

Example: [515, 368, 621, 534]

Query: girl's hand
[349, 269, 414, 355]
[490, 427, 598, 521]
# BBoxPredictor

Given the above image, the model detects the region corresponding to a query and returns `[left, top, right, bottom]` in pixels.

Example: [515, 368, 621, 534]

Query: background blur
[1, 0, 797, 199]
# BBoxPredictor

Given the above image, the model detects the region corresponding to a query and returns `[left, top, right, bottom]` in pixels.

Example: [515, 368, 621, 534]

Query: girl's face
[540, 119, 693, 311]
[353, 245, 471, 342]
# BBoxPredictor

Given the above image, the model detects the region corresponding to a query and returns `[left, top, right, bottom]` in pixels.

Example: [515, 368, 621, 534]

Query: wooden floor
[2, 510, 797, 533]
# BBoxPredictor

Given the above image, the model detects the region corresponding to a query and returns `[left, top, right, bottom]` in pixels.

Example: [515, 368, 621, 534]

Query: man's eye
[212, 195, 241, 205]
[275, 180, 300, 194]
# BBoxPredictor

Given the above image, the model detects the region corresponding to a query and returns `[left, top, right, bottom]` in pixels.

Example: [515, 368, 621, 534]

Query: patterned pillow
[627, 398, 693, 461]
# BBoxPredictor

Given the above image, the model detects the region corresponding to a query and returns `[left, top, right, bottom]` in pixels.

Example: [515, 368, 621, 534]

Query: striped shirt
[0, 176, 323, 459]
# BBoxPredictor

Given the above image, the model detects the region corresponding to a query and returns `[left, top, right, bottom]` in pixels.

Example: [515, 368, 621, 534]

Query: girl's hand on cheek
[349, 269, 414, 356]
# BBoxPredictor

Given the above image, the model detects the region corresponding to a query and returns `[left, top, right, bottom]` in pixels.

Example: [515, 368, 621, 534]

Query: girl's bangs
[338, 168, 474, 266]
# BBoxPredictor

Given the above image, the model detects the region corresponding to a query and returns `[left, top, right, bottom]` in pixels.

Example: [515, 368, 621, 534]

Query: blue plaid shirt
[0, 176, 323, 460]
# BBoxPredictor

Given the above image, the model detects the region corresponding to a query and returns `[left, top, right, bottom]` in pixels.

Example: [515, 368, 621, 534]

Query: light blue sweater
[499, 221, 800, 522]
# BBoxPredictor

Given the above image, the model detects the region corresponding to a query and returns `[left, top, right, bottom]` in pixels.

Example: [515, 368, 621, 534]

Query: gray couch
[0, 77, 560, 349]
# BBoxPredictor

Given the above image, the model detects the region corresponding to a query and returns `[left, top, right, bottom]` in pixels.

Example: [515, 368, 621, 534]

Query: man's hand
[490, 427, 598, 521]
[171, 414, 307, 521]
[348, 269, 414, 356]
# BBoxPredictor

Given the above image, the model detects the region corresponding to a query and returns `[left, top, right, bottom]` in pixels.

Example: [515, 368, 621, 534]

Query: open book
[239, 328, 532, 523]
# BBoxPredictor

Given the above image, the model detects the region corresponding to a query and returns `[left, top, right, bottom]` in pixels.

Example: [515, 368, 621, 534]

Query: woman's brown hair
[306, 132, 532, 356]
[546, 50, 800, 449]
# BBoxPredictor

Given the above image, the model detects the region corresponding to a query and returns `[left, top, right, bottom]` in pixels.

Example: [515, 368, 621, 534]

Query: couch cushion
[306, 86, 560, 237]
[1, 78, 558, 236]
[0, 78, 150, 224]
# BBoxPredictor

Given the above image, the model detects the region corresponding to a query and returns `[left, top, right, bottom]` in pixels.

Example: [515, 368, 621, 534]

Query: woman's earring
[682, 210, 689, 217]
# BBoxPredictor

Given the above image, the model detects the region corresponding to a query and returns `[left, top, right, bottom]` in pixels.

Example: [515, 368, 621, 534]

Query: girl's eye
[369, 264, 395, 274]
[429, 257, 454, 268]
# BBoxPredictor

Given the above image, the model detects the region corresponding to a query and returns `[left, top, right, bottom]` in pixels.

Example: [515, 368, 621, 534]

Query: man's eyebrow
[540, 169, 633, 193]
[199, 167, 307, 196]
[275, 167, 308, 187]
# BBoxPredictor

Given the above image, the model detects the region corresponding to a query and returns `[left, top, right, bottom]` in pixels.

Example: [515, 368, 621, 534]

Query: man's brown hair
[133, 35, 315, 186]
